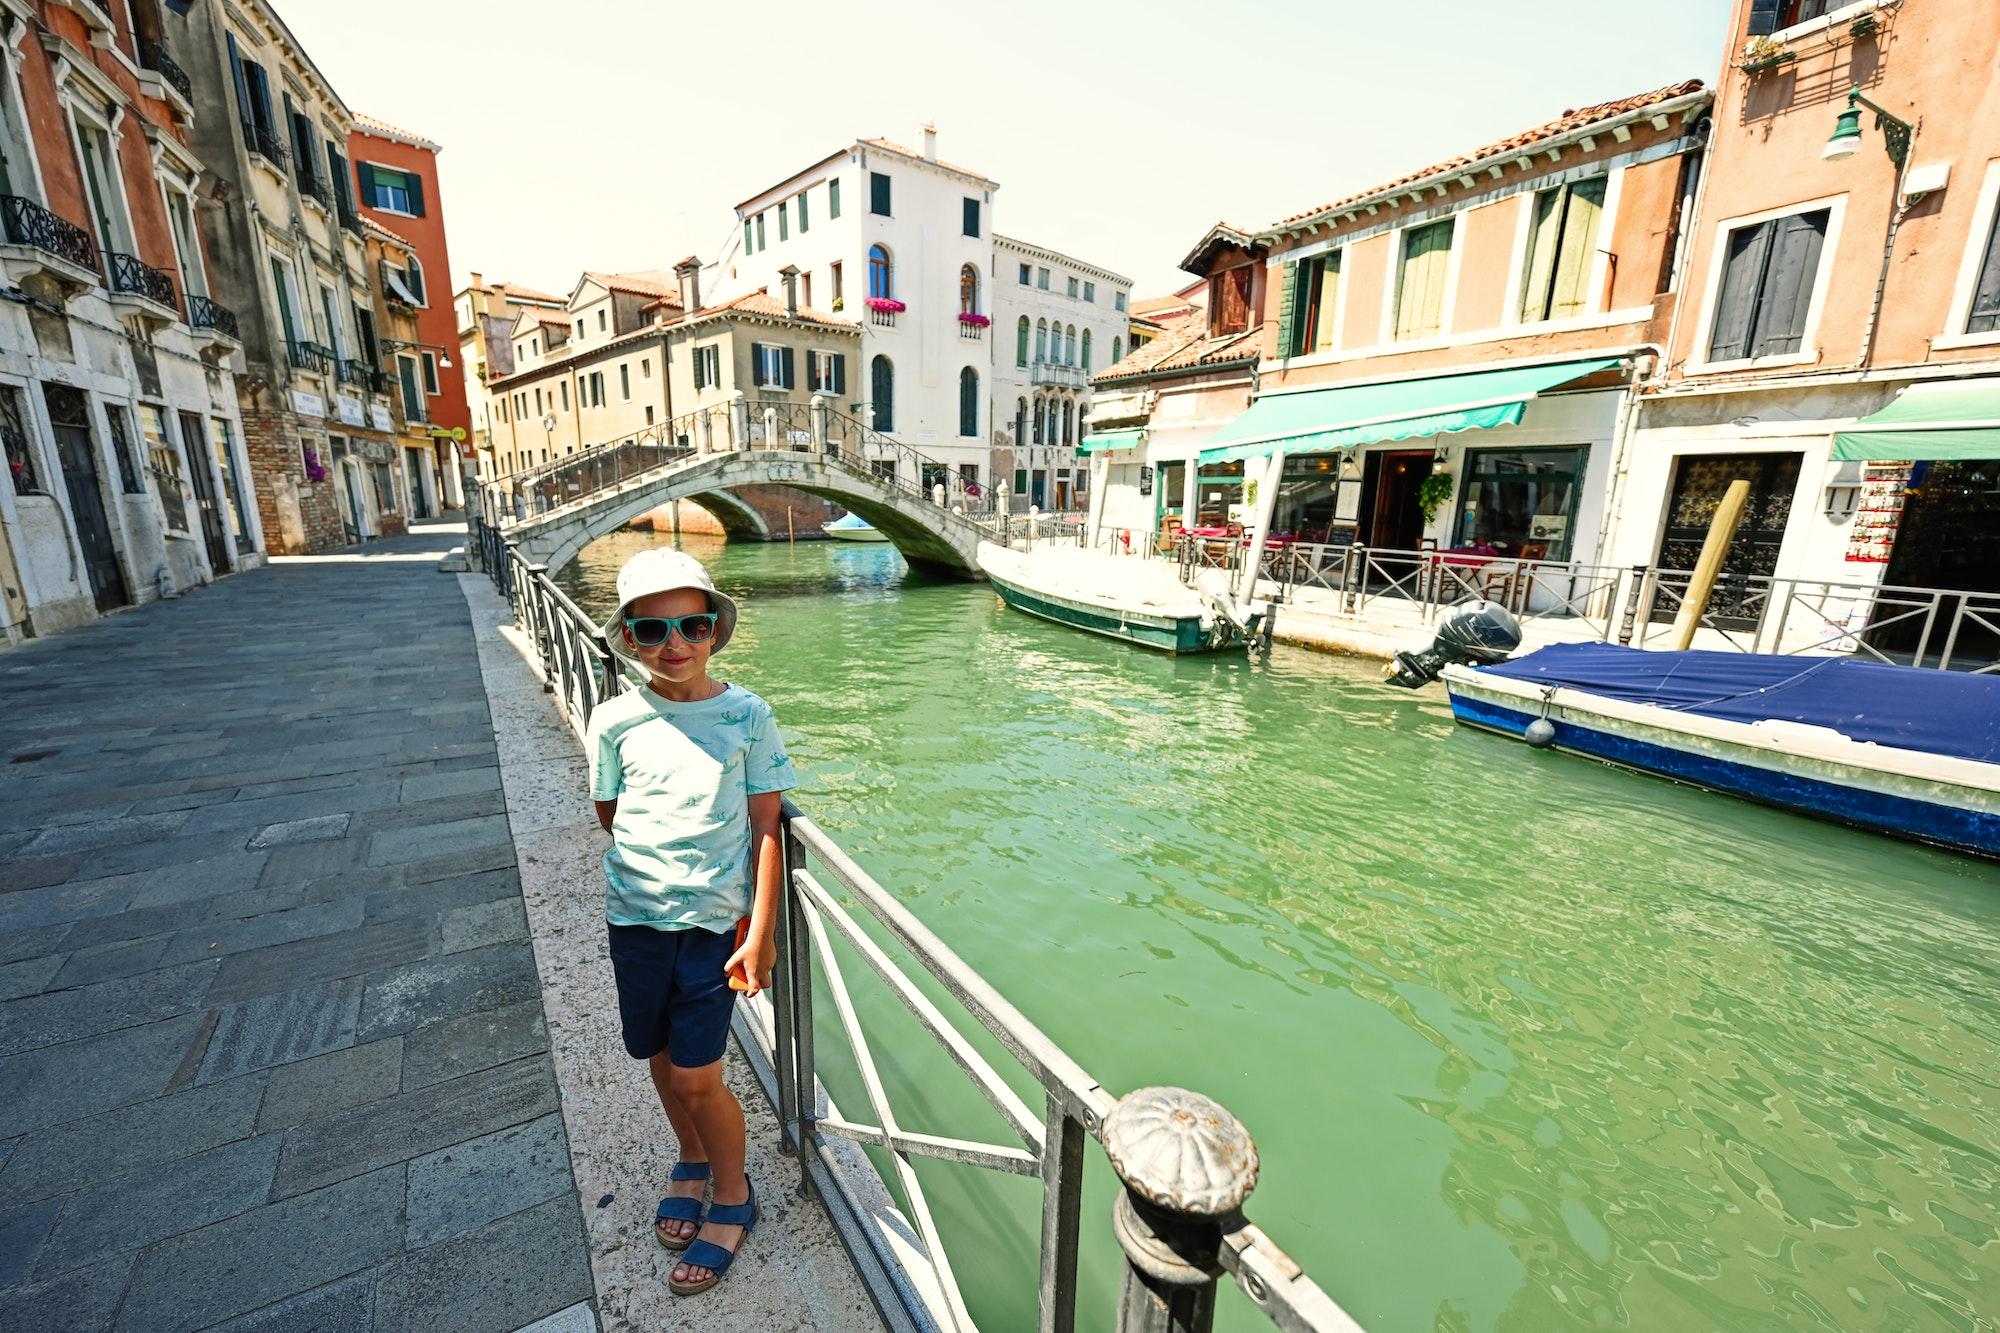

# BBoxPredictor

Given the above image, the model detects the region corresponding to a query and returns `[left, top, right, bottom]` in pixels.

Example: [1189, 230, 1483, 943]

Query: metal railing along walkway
[469, 518, 1365, 1333]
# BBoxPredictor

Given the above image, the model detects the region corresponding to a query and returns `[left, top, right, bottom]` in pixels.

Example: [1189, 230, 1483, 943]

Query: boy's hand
[726, 928, 779, 997]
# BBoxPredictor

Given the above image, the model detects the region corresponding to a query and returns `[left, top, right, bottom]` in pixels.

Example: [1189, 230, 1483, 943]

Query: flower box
[957, 312, 991, 327]
[864, 297, 906, 313]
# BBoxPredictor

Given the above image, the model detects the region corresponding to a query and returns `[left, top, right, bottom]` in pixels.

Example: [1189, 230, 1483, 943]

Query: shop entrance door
[42, 384, 128, 612]
[1654, 452, 1802, 629]
[1361, 449, 1432, 551]
[1874, 458, 2000, 664]
[180, 411, 230, 574]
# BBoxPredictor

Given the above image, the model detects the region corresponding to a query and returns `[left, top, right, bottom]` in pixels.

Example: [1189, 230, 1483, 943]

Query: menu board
[1845, 462, 1910, 564]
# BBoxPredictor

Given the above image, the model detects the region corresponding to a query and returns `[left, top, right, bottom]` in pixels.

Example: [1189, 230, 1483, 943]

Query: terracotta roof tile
[1272, 80, 1705, 228]
[360, 216, 413, 249]
[490, 281, 566, 305]
[352, 112, 439, 151]
[583, 270, 681, 300]
[858, 137, 994, 184]
[645, 287, 858, 332]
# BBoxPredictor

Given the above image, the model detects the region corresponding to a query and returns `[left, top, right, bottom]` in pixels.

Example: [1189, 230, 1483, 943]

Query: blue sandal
[668, 1178, 757, 1295]
[654, 1161, 711, 1251]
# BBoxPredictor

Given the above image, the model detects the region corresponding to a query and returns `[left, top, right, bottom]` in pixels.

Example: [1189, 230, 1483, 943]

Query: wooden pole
[787, 506, 794, 544]
[1669, 478, 1751, 651]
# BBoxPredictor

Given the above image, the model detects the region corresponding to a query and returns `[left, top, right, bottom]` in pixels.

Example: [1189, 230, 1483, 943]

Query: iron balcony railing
[138, 39, 192, 100]
[0, 194, 99, 271]
[299, 170, 331, 210]
[242, 118, 287, 171]
[337, 357, 371, 386]
[187, 294, 239, 339]
[338, 203, 363, 236]
[286, 339, 333, 373]
[467, 521, 1366, 1333]
[106, 251, 179, 312]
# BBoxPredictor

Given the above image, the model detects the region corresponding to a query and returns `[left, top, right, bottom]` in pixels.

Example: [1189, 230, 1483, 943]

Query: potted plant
[864, 297, 906, 313]
[957, 312, 990, 327]
[1418, 470, 1454, 524]
[1736, 34, 1796, 74]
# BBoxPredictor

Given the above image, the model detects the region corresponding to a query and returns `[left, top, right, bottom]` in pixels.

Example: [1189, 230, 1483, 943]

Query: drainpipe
[1589, 348, 1660, 572]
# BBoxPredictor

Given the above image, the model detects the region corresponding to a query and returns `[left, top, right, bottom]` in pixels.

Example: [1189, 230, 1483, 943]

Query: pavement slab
[0, 523, 595, 1330]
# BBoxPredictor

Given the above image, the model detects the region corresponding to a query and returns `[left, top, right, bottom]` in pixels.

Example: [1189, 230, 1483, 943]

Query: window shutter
[780, 346, 795, 389]
[225, 33, 251, 126]
[405, 171, 425, 217]
[1278, 261, 1300, 356]
[1968, 216, 2000, 333]
[1751, 208, 1828, 357]
[832, 353, 846, 396]
[1746, 0, 1782, 36]
[1707, 219, 1774, 362]
[1548, 177, 1608, 320]
[246, 62, 275, 134]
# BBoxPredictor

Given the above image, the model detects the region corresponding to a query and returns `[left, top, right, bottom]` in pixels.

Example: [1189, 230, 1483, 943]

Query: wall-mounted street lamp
[1821, 85, 1913, 167]
[381, 338, 453, 368]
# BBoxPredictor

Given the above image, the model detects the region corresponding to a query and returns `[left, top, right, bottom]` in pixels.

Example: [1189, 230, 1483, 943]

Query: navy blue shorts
[605, 922, 737, 1067]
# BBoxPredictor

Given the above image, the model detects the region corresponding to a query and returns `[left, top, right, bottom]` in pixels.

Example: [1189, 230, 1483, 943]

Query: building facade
[454, 273, 564, 480]
[0, 0, 261, 647]
[990, 234, 1131, 510]
[351, 112, 466, 509]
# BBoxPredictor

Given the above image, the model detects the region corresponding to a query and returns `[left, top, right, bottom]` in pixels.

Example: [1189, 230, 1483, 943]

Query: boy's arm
[727, 791, 784, 996]
[594, 798, 616, 833]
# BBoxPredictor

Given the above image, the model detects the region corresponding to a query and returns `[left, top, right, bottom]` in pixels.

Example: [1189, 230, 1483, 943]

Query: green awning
[1198, 357, 1622, 465]
[1832, 380, 2000, 461]
[1078, 428, 1143, 455]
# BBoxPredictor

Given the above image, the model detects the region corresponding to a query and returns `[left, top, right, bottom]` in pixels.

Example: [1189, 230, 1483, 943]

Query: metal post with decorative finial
[1102, 1086, 1260, 1333]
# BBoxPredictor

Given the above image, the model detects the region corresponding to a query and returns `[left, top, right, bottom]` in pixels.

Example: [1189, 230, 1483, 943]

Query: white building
[990, 234, 1131, 510]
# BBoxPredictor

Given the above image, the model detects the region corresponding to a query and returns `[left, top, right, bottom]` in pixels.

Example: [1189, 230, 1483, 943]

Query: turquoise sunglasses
[624, 612, 719, 646]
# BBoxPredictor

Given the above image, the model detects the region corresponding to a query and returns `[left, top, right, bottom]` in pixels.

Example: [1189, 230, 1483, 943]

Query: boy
[586, 548, 796, 1297]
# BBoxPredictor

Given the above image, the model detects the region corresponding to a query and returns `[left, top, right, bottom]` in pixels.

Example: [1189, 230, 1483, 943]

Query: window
[1707, 208, 1830, 362]
[869, 171, 891, 216]
[73, 108, 133, 257]
[326, 140, 353, 217]
[1083, 281, 1095, 303]
[830, 261, 844, 305]
[208, 417, 251, 551]
[868, 244, 893, 300]
[828, 177, 841, 219]
[372, 460, 396, 512]
[227, 36, 281, 167]
[1018, 263, 1031, 285]
[1452, 446, 1587, 562]
[1110, 335, 1121, 363]
[1037, 267, 1050, 290]
[591, 371, 605, 405]
[270, 256, 300, 343]
[576, 319, 585, 338]
[362, 163, 423, 215]
[1747, 0, 1841, 34]
[1394, 218, 1455, 339]
[1064, 324, 1077, 365]
[1035, 319, 1048, 362]
[753, 343, 794, 389]
[139, 405, 187, 532]
[619, 363, 631, 399]
[421, 351, 440, 395]
[693, 344, 721, 390]
[642, 357, 651, 379]
[163, 185, 206, 300]
[1520, 176, 1608, 323]
[1013, 400, 1026, 448]
[397, 355, 423, 421]
[778, 201, 789, 241]
[743, 219, 754, 255]
[810, 350, 846, 394]
[1282, 251, 1341, 356]
[0, 385, 39, 494]
[959, 263, 979, 316]
[103, 403, 141, 493]
[1066, 276, 1078, 298]
[597, 308, 607, 332]
[798, 188, 810, 232]
[534, 388, 544, 416]
[1016, 316, 1030, 367]
[1081, 329, 1092, 370]
[755, 213, 766, 250]
[285, 95, 319, 195]
[963, 197, 980, 237]
[1211, 266, 1253, 334]
[1115, 291, 1127, 313]
[870, 355, 893, 431]
[405, 255, 427, 305]
[1013, 466, 1027, 493]
[559, 381, 569, 411]
[958, 367, 978, 437]
[1963, 206, 2000, 334]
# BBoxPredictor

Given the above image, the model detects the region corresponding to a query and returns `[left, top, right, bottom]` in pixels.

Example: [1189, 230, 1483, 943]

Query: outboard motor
[1384, 598, 1522, 688]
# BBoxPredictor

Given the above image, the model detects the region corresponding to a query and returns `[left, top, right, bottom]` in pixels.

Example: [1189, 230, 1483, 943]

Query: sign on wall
[369, 404, 394, 432]
[291, 389, 326, 418]
[1139, 465, 1154, 497]
[1846, 463, 1909, 564]
[336, 395, 365, 427]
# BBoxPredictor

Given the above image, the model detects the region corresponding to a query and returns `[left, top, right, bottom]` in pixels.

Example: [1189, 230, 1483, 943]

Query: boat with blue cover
[1443, 642, 2000, 859]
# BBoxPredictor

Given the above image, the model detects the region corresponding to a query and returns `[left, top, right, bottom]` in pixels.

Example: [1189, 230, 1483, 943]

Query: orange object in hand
[727, 916, 752, 992]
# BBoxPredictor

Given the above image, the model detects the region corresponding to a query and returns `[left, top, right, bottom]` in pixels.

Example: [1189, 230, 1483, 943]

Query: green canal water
[559, 530, 2000, 1333]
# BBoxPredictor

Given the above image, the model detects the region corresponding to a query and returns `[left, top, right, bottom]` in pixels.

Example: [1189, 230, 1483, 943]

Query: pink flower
[957, 312, 990, 327]
[864, 297, 906, 313]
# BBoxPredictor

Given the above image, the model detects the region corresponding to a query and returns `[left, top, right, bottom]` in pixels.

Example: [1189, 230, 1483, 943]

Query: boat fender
[1524, 718, 1556, 748]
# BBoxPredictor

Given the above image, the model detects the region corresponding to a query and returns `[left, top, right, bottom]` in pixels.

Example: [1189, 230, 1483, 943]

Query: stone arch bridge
[492, 405, 1007, 577]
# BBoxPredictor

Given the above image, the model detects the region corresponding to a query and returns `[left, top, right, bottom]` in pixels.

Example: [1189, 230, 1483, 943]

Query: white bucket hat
[598, 547, 739, 666]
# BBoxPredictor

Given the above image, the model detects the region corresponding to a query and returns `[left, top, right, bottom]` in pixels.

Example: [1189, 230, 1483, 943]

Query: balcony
[1029, 359, 1087, 390]
[242, 119, 287, 174]
[338, 203, 363, 237]
[106, 251, 180, 324]
[287, 339, 334, 374]
[137, 40, 192, 103]
[0, 194, 100, 295]
[339, 357, 371, 385]
[299, 171, 331, 211]
[188, 295, 239, 340]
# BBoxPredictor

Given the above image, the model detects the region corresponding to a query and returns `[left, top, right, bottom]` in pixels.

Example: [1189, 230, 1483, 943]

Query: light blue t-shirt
[586, 682, 797, 932]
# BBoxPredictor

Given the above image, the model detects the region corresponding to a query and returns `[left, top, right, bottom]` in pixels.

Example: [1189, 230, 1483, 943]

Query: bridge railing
[470, 516, 1367, 1333]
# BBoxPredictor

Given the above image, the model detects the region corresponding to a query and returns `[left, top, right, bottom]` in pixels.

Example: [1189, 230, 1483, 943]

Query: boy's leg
[649, 1051, 707, 1243]
[664, 1058, 748, 1284]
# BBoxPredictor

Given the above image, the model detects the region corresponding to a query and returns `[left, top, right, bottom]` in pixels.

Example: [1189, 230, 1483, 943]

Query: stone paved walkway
[0, 520, 596, 1331]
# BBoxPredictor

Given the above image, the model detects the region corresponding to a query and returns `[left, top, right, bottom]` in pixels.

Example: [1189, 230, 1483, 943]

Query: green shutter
[780, 346, 795, 389]
[1278, 261, 1299, 356]
[832, 353, 846, 396]
[405, 170, 425, 217]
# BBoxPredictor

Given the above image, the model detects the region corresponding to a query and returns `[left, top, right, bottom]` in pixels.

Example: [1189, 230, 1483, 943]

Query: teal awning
[1832, 379, 2000, 461]
[1197, 357, 1623, 465]
[1078, 428, 1143, 455]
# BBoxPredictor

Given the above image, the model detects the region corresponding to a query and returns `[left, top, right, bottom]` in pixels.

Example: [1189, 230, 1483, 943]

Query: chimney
[921, 123, 937, 161]
[778, 265, 800, 317]
[470, 270, 484, 290]
[674, 255, 701, 323]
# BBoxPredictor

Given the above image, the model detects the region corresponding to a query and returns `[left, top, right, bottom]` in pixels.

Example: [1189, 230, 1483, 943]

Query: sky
[279, 0, 1737, 301]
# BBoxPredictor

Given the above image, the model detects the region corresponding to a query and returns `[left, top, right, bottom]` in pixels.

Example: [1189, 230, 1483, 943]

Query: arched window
[1031, 394, 1044, 444]
[1014, 396, 1027, 446]
[1035, 319, 1048, 363]
[868, 244, 893, 300]
[959, 264, 979, 316]
[1110, 335, 1122, 364]
[1062, 400, 1074, 447]
[1081, 329, 1092, 370]
[870, 355, 894, 431]
[959, 367, 978, 437]
[1065, 324, 1077, 365]
[1016, 316, 1030, 367]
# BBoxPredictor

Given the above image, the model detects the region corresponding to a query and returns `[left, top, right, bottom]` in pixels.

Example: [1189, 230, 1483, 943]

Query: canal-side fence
[469, 516, 1366, 1333]
[1091, 528, 2000, 673]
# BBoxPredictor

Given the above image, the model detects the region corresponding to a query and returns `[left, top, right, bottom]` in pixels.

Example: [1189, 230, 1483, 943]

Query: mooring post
[763, 407, 778, 453]
[810, 394, 828, 454]
[1617, 564, 1648, 644]
[997, 481, 1011, 544]
[1103, 1087, 1259, 1333]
